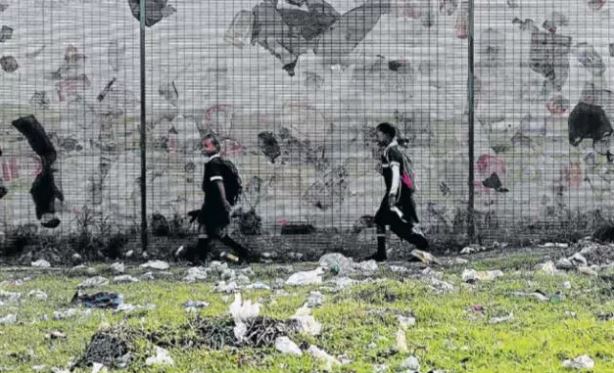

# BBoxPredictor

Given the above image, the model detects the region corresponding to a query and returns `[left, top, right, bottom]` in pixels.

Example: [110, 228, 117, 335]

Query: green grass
[0, 260, 613, 373]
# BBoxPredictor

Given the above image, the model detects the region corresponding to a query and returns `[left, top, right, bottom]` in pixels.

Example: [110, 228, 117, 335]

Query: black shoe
[365, 252, 387, 262]
[41, 217, 60, 228]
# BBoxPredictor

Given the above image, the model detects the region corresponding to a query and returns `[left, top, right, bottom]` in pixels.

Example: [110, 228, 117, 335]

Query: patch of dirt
[75, 325, 137, 369]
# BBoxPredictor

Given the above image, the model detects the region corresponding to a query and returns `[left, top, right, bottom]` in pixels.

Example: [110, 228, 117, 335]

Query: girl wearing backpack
[368, 122, 429, 261]
[178, 134, 258, 264]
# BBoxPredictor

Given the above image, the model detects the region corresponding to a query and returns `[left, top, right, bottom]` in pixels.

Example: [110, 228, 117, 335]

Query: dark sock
[368, 225, 387, 261]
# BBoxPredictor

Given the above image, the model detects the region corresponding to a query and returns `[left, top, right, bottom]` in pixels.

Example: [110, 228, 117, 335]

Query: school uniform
[191, 153, 254, 262]
[374, 140, 428, 252]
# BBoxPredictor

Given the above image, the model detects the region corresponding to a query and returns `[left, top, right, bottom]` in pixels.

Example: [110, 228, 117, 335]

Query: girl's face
[376, 130, 392, 147]
[201, 138, 218, 156]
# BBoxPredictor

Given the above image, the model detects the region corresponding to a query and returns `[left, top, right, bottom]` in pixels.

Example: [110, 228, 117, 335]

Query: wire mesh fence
[1, 0, 613, 255]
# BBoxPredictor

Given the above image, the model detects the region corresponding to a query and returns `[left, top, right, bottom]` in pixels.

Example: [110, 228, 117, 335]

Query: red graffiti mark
[476, 154, 506, 176]
[11, 158, 20, 179]
[546, 94, 569, 115]
[455, 11, 468, 39]
[587, 0, 607, 11]
[166, 133, 177, 154]
[393, 1, 422, 19]
[204, 104, 233, 135]
[220, 138, 245, 157]
[2, 158, 20, 182]
[2, 160, 10, 182]
[277, 218, 289, 226]
[563, 162, 582, 188]
[57, 75, 91, 102]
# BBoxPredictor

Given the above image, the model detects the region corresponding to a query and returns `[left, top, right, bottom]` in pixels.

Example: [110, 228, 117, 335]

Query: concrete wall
[1, 0, 613, 242]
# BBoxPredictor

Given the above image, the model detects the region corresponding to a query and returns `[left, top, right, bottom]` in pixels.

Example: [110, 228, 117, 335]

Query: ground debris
[147, 316, 298, 350]
[75, 325, 136, 369]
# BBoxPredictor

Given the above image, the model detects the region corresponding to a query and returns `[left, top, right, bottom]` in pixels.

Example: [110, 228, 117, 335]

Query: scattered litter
[489, 312, 514, 324]
[422, 267, 443, 279]
[53, 308, 91, 320]
[114, 303, 155, 315]
[145, 346, 174, 366]
[373, 364, 388, 373]
[307, 345, 341, 371]
[570, 253, 588, 267]
[91, 363, 108, 373]
[73, 291, 123, 309]
[286, 267, 324, 286]
[214, 281, 239, 293]
[357, 260, 379, 273]
[229, 293, 261, 321]
[562, 355, 595, 370]
[239, 267, 255, 277]
[389, 265, 410, 273]
[140, 272, 155, 281]
[31, 259, 51, 268]
[426, 277, 456, 293]
[306, 291, 324, 308]
[577, 266, 598, 276]
[244, 282, 271, 290]
[183, 267, 208, 283]
[319, 253, 378, 276]
[596, 312, 614, 321]
[541, 242, 568, 248]
[275, 336, 302, 356]
[110, 262, 125, 274]
[512, 291, 549, 302]
[28, 290, 47, 301]
[71, 253, 83, 265]
[462, 269, 504, 282]
[140, 260, 170, 270]
[398, 314, 416, 329]
[324, 276, 359, 292]
[291, 305, 322, 336]
[395, 329, 408, 353]
[236, 274, 250, 285]
[70, 264, 88, 274]
[451, 257, 469, 265]
[556, 258, 574, 270]
[184, 300, 209, 313]
[410, 249, 441, 265]
[0, 314, 16, 325]
[536, 261, 559, 275]
[221, 268, 236, 281]
[399, 356, 420, 371]
[112, 275, 139, 284]
[78, 276, 109, 289]
[45, 330, 66, 340]
[208, 261, 229, 274]
[563, 281, 572, 289]
[0, 290, 21, 303]
[229, 293, 261, 342]
[460, 244, 486, 255]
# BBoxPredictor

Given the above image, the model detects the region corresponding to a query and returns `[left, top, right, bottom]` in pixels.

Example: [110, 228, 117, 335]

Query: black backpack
[220, 159, 243, 206]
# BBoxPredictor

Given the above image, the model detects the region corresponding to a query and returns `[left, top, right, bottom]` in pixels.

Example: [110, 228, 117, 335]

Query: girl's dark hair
[376, 122, 396, 138]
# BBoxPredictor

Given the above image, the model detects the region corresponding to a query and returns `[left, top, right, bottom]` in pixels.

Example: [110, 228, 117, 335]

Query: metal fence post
[467, 0, 476, 242]
[139, 0, 148, 252]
